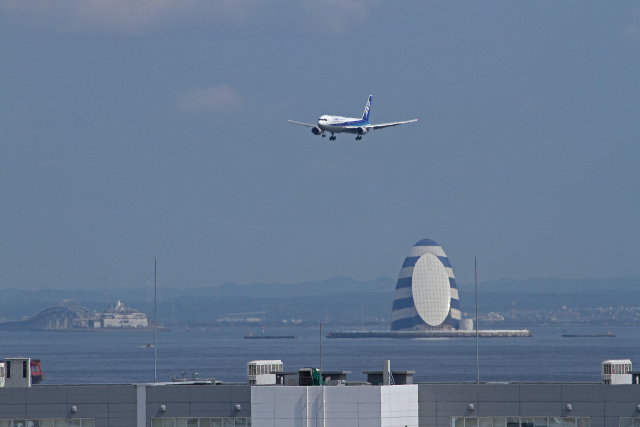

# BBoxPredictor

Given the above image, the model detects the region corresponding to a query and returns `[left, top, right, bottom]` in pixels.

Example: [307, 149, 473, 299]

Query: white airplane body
[288, 95, 417, 140]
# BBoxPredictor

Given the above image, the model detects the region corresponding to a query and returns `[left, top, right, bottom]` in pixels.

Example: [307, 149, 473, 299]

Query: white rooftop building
[602, 359, 632, 384]
[247, 360, 283, 385]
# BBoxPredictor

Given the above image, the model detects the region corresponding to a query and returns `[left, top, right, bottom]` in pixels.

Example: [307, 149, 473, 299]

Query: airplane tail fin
[362, 95, 372, 122]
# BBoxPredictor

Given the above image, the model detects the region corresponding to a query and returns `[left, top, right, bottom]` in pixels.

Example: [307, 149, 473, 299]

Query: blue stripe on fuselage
[327, 120, 369, 127]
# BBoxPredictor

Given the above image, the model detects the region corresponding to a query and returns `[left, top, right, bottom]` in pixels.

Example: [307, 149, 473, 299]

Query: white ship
[100, 300, 148, 328]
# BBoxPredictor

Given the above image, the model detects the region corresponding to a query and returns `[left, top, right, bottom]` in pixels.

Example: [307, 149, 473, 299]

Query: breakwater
[326, 329, 532, 338]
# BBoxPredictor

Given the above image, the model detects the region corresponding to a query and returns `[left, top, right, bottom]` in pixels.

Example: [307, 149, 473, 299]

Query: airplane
[287, 95, 417, 141]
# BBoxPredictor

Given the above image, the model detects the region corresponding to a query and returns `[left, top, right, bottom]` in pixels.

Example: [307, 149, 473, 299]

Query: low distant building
[101, 300, 148, 328]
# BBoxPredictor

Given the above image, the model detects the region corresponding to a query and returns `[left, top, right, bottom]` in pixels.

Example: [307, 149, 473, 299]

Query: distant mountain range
[459, 276, 640, 294]
[1, 276, 638, 326]
[457, 276, 640, 316]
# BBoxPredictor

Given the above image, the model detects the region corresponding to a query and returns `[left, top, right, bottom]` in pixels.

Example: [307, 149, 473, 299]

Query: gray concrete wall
[146, 384, 251, 420]
[0, 384, 137, 427]
[419, 383, 640, 427]
[0, 383, 250, 427]
[1, 382, 640, 427]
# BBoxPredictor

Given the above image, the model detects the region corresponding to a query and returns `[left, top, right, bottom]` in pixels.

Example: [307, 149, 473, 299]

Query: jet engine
[357, 126, 369, 135]
[311, 127, 322, 135]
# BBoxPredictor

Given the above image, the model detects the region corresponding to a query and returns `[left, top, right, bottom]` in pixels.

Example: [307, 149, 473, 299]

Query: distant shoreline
[53, 327, 172, 332]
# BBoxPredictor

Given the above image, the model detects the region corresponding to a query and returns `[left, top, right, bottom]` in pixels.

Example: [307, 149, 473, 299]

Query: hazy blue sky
[2, 1, 639, 290]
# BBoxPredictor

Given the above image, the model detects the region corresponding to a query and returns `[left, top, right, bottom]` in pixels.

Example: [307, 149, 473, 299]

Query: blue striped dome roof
[390, 238, 461, 331]
[413, 238, 440, 246]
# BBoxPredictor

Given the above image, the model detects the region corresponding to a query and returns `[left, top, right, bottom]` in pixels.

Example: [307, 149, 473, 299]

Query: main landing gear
[355, 136, 362, 141]
[330, 135, 336, 141]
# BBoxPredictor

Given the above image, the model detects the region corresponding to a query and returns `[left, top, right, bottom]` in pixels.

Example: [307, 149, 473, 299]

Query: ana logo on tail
[362, 95, 371, 122]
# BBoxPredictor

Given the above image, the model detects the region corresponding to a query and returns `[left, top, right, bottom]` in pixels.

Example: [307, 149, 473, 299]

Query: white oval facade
[411, 253, 451, 326]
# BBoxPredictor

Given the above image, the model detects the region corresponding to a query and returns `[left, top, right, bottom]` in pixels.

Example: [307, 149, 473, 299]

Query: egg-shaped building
[390, 238, 461, 331]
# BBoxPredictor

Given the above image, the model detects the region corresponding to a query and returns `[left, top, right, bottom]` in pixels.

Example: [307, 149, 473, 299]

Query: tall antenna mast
[475, 256, 479, 384]
[154, 258, 158, 383]
[319, 321, 322, 374]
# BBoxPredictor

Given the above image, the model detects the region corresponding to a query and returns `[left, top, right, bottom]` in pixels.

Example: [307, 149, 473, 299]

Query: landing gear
[329, 134, 336, 141]
[322, 133, 326, 138]
[355, 136, 362, 141]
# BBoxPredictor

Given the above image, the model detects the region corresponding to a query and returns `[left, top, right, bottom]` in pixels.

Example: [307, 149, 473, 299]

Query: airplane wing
[287, 120, 317, 127]
[367, 119, 418, 130]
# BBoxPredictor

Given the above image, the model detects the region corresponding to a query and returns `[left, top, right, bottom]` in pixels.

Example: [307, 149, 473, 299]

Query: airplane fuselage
[317, 115, 369, 135]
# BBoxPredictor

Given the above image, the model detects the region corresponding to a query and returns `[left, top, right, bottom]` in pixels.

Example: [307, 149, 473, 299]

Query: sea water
[1, 325, 637, 385]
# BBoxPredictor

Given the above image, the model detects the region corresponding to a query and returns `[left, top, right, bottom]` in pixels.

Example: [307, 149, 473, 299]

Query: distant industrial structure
[391, 238, 462, 331]
[329, 237, 531, 338]
[0, 300, 148, 331]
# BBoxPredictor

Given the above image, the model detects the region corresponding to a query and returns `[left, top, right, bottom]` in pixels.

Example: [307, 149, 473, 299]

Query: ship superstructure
[100, 300, 148, 328]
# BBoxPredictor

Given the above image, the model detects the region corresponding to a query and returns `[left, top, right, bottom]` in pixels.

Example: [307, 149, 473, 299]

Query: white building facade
[251, 385, 418, 427]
